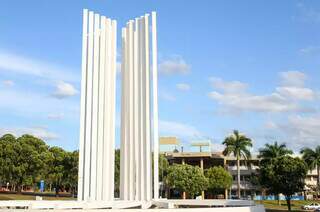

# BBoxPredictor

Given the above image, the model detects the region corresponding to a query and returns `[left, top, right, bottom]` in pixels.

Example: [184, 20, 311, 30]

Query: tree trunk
[17, 184, 22, 194]
[277, 194, 280, 205]
[55, 184, 59, 197]
[286, 196, 291, 211]
[182, 191, 186, 199]
[237, 157, 241, 199]
[317, 165, 320, 200]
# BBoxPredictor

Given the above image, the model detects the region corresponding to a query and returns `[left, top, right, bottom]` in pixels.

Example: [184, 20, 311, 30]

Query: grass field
[0, 193, 76, 201]
[256, 200, 320, 211]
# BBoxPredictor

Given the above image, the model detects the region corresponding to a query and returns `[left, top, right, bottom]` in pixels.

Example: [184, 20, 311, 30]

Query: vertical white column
[139, 17, 146, 201]
[90, 13, 100, 200]
[151, 11, 159, 200]
[119, 12, 158, 203]
[109, 19, 117, 201]
[133, 18, 141, 201]
[79, 9, 117, 202]
[120, 28, 128, 200]
[104, 18, 112, 201]
[84, 11, 94, 201]
[144, 14, 152, 201]
[78, 8, 88, 201]
[96, 15, 106, 201]
[128, 21, 135, 201]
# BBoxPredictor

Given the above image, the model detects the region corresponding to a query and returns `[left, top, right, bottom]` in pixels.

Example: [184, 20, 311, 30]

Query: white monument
[77, 9, 117, 201]
[120, 12, 159, 202]
[77, 9, 159, 202]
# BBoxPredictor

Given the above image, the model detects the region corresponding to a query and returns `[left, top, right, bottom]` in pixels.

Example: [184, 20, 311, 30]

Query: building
[165, 151, 260, 199]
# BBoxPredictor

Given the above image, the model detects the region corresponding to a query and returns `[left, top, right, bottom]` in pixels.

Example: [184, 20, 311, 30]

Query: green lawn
[256, 200, 320, 212]
[0, 193, 76, 201]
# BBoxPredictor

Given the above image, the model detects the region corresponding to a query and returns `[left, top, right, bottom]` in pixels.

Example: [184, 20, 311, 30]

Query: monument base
[0, 199, 265, 211]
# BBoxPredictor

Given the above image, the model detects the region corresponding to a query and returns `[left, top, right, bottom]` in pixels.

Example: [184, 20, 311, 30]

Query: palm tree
[301, 146, 320, 198]
[222, 130, 252, 198]
[258, 141, 292, 163]
[258, 142, 292, 204]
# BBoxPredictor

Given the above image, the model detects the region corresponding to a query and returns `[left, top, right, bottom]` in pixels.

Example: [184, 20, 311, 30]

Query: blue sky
[0, 0, 319, 152]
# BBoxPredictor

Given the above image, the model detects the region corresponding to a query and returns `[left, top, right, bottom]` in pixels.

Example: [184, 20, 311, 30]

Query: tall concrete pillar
[78, 9, 117, 201]
[200, 158, 204, 199]
[120, 12, 158, 202]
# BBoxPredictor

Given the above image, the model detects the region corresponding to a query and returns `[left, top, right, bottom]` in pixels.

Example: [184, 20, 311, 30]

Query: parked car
[301, 203, 320, 210]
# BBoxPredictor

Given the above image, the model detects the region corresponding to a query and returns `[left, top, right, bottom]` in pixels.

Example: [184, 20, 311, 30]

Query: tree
[13, 135, 49, 193]
[166, 164, 208, 199]
[258, 142, 293, 204]
[205, 166, 232, 197]
[300, 146, 320, 198]
[115, 149, 120, 197]
[63, 150, 78, 196]
[159, 154, 169, 182]
[260, 156, 307, 211]
[222, 130, 252, 198]
[0, 134, 17, 189]
[159, 154, 169, 198]
[258, 141, 292, 164]
[46, 146, 66, 196]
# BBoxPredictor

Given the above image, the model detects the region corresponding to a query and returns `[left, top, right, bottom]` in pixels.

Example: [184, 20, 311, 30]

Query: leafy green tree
[12, 135, 49, 193]
[258, 142, 293, 203]
[260, 156, 307, 211]
[0, 134, 17, 188]
[300, 146, 320, 197]
[222, 130, 252, 198]
[159, 154, 169, 182]
[46, 146, 66, 196]
[166, 164, 208, 199]
[63, 150, 78, 196]
[205, 166, 232, 196]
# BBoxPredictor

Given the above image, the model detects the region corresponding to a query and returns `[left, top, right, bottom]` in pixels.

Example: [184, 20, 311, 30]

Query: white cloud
[47, 113, 64, 120]
[0, 50, 79, 82]
[159, 56, 191, 75]
[0, 126, 58, 141]
[265, 114, 320, 149]
[276, 86, 316, 101]
[0, 88, 79, 119]
[160, 91, 176, 101]
[209, 77, 248, 94]
[279, 71, 306, 87]
[209, 90, 299, 113]
[159, 120, 201, 139]
[51, 81, 78, 99]
[2, 80, 14, 87]
[176, 83, 191, 91]
[299, 46, 320, 55]
[208, 71, 316, 113]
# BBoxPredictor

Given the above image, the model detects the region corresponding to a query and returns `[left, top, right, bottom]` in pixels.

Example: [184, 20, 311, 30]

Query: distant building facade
[161, 138, 319, 200]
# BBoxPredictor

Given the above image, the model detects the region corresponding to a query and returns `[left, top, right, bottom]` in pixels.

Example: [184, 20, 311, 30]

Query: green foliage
[258, 141, 292, 165]
[166, 164, 208, 198]
[222, 130, 252, 198]
[159, 154, 169, 181]
[259, 156, 308, 211]
[115, 149, 120, 195]
[222, 130, 252, 160]
[0, 134, 78, 194]
[205, 166, 232, 194]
